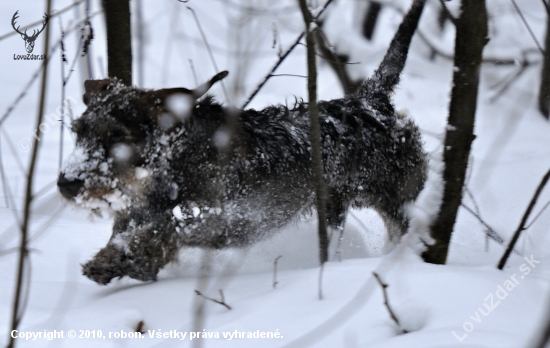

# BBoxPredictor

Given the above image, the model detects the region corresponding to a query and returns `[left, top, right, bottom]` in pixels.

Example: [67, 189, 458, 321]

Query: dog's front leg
[82, 208, 180, 284]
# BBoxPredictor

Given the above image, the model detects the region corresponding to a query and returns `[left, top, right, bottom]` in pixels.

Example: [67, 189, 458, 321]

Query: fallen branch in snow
[194, 290, 232, 310]
[273, 255, 282, 289]
[135, 320, 145, 334]
[498, 167, 550, 270]
[372, 272, 407, 334]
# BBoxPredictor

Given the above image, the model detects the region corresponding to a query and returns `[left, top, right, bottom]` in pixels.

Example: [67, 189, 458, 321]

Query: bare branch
[460, 203, 504, 244]
[510, 0, 545, 55]
[194, 290, 232, 310]
[187, 6, 229, 103]
[314, 26, 361, 94]
[242, 0, 334, 108]
[498, 167, 550, 270]
[438, 0, 457, 26]
[372, 272, 407, 334]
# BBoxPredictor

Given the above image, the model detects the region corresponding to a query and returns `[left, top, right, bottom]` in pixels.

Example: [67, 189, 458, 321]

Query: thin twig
[460, 203, 504, 244]
[273, 255, 282, 289]
[187, 6, 229, 103]
[0, 141, 20, 223]
[488, 62, 530, 103]
[242, 0, 334, 108]
[270, 73, 307, 78]
[0, 135, 9, 208]
[525, 199, 550, 229]
[194, 290, 232, 310]
[510, 0, 545, 55]
[59, 17, 67, 173]
[135, 0, 145, 87]
[0, 126, 26, 175]
[541, 0, 550, 16]
[498, 167, 550, 270]
[272, 21, 283, 56]
[314, 26, 360, 94]
[372, 272, 407, 334]
[437, 0, 457, 25]
[8, 1, 52, 347]
[189, 59, 199, 87]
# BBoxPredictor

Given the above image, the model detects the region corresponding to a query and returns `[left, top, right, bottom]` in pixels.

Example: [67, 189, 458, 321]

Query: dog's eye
[71, 119, 86, 134]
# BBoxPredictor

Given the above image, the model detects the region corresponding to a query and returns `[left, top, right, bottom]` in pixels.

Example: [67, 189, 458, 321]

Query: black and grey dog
[58, 0, 426, 284]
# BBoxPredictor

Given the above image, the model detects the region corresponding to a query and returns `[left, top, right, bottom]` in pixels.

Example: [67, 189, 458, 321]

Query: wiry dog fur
[58, 0, 427, 284]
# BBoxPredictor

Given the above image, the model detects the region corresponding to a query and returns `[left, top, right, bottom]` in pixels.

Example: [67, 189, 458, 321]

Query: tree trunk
[102, 0, 132, 85]
[539, 12, 550, 119]
[422, 0, 488, 264]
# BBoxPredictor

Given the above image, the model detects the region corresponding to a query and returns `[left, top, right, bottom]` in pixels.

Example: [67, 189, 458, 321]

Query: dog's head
[57, 71, 228, 213]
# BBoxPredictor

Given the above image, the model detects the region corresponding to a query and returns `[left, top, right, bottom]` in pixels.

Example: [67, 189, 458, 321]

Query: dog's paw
[82, 259, 124, 285]
[82, 243, 162, 284]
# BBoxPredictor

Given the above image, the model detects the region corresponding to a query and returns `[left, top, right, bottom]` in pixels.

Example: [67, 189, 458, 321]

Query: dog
[57, 0, 426, 284]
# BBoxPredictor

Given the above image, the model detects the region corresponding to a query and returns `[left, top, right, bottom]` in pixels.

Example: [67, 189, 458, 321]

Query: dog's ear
[145, 87, 194, 102]
[144, 71, 229, 130]
[192, 70, 228, 99]
[83, 79, 112, 105]
[144, 70, 229, 103]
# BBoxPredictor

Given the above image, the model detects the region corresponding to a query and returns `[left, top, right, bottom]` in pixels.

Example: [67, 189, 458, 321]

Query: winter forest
[1, 0, 550, 347]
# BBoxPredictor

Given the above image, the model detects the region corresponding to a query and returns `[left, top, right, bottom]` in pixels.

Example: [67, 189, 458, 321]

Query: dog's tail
[359, 0, 426, 102]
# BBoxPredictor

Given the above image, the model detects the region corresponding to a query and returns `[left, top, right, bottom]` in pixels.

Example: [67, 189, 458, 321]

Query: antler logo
[12, 11, 49, 54]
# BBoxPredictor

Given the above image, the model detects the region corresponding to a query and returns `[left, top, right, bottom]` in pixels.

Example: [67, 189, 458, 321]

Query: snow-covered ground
[1, 0, 550, 347]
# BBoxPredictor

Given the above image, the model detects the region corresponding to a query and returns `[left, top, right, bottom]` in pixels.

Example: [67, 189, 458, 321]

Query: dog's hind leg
[326, 190, 349, 261]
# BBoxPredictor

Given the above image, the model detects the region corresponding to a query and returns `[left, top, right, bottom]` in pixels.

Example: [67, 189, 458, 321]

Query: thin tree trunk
[102, 0, 132, 85]
[539, 12, 550, 119]
[423, 0, 488, 264]
[297, 0, 329, 269]
[8, 1, 52, 347]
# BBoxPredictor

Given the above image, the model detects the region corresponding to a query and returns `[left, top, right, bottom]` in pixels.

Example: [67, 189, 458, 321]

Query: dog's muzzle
[57, 173, 84, 199]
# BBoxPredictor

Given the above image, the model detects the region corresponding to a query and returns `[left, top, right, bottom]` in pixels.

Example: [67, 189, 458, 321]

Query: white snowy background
[1, 0, 550, 347]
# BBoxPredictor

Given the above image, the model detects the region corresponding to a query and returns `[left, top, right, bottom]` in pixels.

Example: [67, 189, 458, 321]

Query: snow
[1, 0, 550, 347]
[166, 94, 193, 121]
